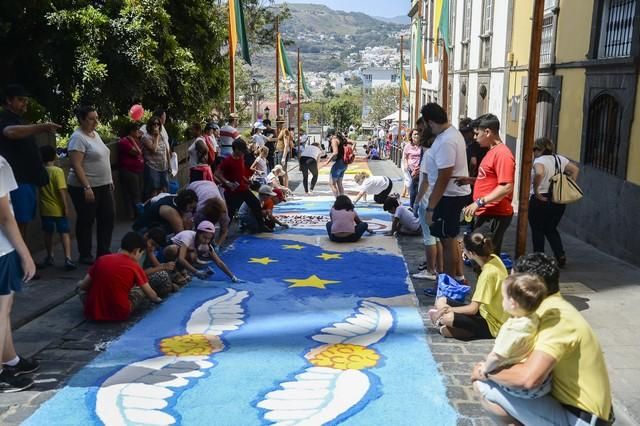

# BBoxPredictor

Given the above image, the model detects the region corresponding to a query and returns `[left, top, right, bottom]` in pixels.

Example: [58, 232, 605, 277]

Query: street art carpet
[25, 163, 456, 425]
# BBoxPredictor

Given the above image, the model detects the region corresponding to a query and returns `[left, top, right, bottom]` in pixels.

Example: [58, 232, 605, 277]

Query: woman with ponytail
[430, 231, 509, 339]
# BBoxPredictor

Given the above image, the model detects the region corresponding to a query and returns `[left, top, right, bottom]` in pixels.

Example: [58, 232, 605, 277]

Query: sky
[273, 0, 406, 19]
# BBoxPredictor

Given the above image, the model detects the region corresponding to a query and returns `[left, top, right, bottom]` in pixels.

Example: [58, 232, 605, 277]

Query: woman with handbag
[529, 138, 580, 268]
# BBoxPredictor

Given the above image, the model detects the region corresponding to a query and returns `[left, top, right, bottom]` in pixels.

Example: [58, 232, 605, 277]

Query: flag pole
[414, 1, 423, 125]
[297, 47, 302, 159]
[229, 7, 235, 113]
[515, 0, 545, 258]
[275, 16, 281, 135]
[399, 35, 403, 148]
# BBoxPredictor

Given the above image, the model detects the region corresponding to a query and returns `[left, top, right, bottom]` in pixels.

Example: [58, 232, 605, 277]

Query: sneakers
[412, 270, 438, 280]
[64, 257, 78, 271]
[0, 370, 33, 393]
[4, 357, 40, 376]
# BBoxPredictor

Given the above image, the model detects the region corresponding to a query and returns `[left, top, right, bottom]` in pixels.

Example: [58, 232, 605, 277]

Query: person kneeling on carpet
[326, 195, 373, 243]
[352, 172, 394, 205]
[163, 220, 242, 282]
[382, 197, 422, 237]
[77, 232, 163, 322]
[239, 185, 288, 232]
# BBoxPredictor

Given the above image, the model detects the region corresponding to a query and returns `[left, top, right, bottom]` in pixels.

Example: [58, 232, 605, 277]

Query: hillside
[252, 3, 406, 79]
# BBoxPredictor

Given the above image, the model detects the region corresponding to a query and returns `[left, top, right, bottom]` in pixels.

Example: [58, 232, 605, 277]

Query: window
[540, 15, 555, 64]
[598, 0, 636, 58]
[479, 0, 493, 68]
[535, 90, 555, 140]
[391, 74, 397, 83]
[459, 78, 468, 118]
[461, 0, 472, 69]
[477, 84, 489, 115]
[585, 94, 621, 175]
[448, 0, 456, 71]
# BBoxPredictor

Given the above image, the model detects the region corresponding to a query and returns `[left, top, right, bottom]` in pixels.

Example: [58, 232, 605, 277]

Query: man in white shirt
[218, 113, 241, 159]
[377, 127, 386, 155]
[419, 103, 471, 276]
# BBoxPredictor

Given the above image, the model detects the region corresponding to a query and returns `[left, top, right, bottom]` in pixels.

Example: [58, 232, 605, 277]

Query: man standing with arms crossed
[457, 114, 515, 254]
[419, 103, 471, 276]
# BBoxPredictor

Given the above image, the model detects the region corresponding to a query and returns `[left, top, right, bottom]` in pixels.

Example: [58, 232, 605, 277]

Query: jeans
[409, 174, 420, 207]
[528, 194, 566, 258]
[119, 169, 143, 219]
[68, 184, 115, 258]
[326, 221, 368, 242]
[225, 190, 265, 229]
[299, 157, 318, 193]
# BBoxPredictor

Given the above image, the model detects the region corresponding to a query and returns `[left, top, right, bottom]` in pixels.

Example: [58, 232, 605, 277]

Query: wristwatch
[475, 198, 486, 207]
[83, 186, 91, 191]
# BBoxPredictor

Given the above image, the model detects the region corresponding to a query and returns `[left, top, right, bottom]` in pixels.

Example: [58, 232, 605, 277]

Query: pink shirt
[330, 208, 356, 234]
[403, 143, 422, 173]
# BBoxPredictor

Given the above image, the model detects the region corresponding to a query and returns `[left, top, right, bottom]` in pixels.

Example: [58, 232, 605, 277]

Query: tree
[327, 97, 360, 131]
[322, 82, 335, 99]
[367, 86, 398, 126]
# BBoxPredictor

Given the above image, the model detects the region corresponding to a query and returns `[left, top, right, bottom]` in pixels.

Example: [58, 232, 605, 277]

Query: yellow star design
[284, 275, 340, 289]
[248, 257, 278, 265]
[282, 244, 305, 250]
[316, 253, 342, 261]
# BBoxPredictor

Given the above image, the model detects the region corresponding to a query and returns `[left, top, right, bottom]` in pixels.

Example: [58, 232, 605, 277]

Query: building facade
[361, 67, 401, 123]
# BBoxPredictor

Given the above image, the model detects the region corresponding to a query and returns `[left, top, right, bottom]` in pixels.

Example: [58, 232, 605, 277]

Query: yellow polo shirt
[535, 293, 612, 419]
[39, 166, 66, 217]
[472, 254, 509, 337]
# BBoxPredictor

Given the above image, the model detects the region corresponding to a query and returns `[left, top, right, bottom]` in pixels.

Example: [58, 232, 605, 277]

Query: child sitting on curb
[477, 273, 551, 398]
[78, 232, 162, 321]
[382, 197, 421, 236]
[430, 231, 509, 340]
[326, 195, 373, 243]
[164, 220, 243, 282]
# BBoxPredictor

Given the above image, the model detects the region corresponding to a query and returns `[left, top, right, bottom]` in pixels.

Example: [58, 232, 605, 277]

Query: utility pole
[415, 1, 423, 125]
[275, 15, 281, 135]
[297, 47, 302, 159]
[398, 35, 404, 156]
[515, 0, 545, 258]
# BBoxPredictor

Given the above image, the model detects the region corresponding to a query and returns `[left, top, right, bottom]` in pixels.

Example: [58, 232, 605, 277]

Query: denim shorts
[330, 159, 348, 179]
[41, 216, 71, 234]
[0, 251, 23, 295]
[417, 199, 437, 246]
[10, 184, 37, 224]
[145, 165, 169, 190]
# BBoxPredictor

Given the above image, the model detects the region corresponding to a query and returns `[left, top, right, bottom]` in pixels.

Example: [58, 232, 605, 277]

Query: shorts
[430, 195, 471, 239]
[417, 199, 437, 246]
[330, 159, 348, 179]
[10, 184, 37, 224]
[474, 380, 595, 425]
[0, 251, 24, 295]
[41, 216, 71, 234]
[144, 165, 169, 190]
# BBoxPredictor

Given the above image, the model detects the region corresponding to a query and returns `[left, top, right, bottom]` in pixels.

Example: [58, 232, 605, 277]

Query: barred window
[540, 15, 555, 64]
[461, 0, 472, 69]
[599, 0, 636, 58]
[585, 94, 621, 175]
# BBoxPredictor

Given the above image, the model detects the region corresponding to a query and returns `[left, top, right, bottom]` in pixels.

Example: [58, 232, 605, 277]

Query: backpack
[342, 144, 355, 164]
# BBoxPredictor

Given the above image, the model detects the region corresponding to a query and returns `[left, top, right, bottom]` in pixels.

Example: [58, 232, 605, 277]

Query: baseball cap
[197, 220, 216, 233]
[258, 185, 277, 196]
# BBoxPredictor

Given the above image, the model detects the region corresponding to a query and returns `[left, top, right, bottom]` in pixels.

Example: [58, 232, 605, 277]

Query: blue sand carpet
[25, 197, 457, 425]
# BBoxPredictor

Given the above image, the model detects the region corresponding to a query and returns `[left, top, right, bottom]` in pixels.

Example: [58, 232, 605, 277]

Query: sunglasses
[151, 122, 161, 127]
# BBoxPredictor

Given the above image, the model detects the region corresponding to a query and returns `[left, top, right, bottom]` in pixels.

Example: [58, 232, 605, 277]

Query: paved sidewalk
[368, 158, 640, 426]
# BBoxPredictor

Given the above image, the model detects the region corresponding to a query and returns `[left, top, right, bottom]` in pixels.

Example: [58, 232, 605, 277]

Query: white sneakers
[411, 270, 437, 280]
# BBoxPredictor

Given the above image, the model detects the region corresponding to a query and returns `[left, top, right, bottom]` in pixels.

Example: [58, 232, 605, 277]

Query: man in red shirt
[214, 138, 267, 232]
[458, 114, 515, 253]
[78, 232, 162, 321]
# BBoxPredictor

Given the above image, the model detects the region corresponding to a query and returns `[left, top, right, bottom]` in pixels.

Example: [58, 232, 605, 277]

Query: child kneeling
[382, 197, 421, 236]
[78, 232, 162, 321]
[476, 273, 551, 398]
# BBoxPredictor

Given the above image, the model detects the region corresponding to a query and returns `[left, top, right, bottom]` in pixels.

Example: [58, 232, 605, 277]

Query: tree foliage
[367, 86, 399, 126]
[0, 0, 282, 134]
[327, 90, 361, 131]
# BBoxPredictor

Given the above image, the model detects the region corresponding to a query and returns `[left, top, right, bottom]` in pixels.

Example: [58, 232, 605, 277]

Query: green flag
[278, 34, 294, 79]
[299, 61, 312, 98]
[229, 0, 251, 65]
[439, 0, 451, 51]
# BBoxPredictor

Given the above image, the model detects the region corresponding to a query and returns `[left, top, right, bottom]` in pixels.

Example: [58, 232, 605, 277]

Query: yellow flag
[401, 70, 409, 97]
[229, 0, 237, 58]
[433, 0, 443, 56]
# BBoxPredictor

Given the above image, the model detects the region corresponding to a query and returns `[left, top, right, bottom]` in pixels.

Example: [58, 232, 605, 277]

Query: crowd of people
[0, 84, 612, 426]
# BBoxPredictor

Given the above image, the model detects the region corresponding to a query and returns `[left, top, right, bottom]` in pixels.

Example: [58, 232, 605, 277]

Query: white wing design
[311, 300, 393, 347]
[186, 288, 249, 336]
[95, 288, 250, 426]
[257, 367, 370, 426]
[258, 300, 395, 425]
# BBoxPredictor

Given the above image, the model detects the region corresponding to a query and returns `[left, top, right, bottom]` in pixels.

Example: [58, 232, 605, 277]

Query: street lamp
[286, 99, 292, 128]
[250, 78, 260, 124]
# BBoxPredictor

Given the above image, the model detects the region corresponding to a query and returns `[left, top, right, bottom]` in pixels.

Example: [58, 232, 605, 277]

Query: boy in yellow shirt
[478, 273, 549, 398]
[38, 145, 76, 270]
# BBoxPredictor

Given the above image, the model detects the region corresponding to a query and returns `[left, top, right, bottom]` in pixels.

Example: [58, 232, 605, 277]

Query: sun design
[309, 344, 380, 370]
[159, 334, 224, 357]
